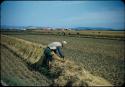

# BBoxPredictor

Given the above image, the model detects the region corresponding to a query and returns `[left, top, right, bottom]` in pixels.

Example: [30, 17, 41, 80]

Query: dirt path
[1, 45, 52, 86]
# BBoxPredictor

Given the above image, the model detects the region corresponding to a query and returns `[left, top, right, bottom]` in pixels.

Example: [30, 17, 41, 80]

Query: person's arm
[51, 51, 65, 62]
[56, 47, 64, 58]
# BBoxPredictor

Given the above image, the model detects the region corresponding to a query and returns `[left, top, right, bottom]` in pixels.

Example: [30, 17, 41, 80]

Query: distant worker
[43, 41, 67, 69]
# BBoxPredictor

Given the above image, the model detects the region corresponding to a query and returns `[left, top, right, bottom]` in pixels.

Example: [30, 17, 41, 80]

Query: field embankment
[1, 35, 46, 64]
[1, 44, 52, 86]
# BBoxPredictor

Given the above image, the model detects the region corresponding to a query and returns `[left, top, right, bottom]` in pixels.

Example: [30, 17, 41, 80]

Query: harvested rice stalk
[1, 35, 113, 86]
[1, 35, 46, 64]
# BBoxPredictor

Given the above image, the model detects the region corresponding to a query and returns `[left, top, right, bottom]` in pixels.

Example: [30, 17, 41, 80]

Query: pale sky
[1, 1, 125, 29]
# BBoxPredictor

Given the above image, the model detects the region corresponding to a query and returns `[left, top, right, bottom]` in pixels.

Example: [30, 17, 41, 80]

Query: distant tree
[62, 32, 65, 36]
[76, 32, 80, 35]
[68, 33, 71, 35]
[98, 32, 101, 34]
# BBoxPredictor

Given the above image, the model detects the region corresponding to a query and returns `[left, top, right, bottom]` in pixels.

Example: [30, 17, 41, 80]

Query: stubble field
[1, 31, 125, 86]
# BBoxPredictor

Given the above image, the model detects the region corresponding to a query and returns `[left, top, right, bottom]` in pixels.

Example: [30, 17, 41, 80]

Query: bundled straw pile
[1, 35, 46, 64]
[51, 59, 112, 86]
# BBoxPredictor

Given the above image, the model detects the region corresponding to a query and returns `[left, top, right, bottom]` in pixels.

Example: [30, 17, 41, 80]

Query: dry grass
[79, 30, 125, 37]
[1, 45, 51, 86]
[51, 57, 112, 86]
[1, 35, 46, 64]
[6, 34, 124, 86]
[1, 35, 113, 86]
[45, 30, 125, 38]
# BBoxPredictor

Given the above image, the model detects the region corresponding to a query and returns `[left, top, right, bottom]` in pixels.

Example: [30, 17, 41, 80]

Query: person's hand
[61, 59, 65, 63]
[61, 56, 64, 59]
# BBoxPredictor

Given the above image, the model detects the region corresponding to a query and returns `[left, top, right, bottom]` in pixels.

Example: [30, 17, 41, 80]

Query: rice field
[1, 31, 125, 86]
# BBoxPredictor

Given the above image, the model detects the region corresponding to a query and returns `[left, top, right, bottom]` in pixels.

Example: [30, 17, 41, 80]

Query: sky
[1, 1, 125, 29]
